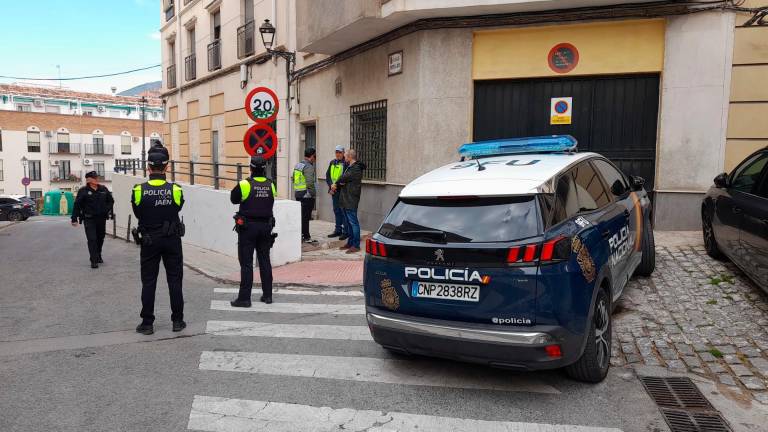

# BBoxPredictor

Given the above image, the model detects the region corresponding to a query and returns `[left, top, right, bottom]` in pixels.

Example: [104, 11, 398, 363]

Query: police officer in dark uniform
[230, 155, 276, 307]
[71, 171, 114, 268]
[132, 142, 186, 335]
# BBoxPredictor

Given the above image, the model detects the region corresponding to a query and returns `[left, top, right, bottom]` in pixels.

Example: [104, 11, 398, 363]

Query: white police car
[363, 136, 654, 382]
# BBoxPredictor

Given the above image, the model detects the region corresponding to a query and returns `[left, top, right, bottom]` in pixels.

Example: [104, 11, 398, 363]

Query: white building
[0, 84, 164, 202]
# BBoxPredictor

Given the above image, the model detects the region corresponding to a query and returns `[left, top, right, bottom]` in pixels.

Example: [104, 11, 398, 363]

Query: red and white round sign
[244, 86, 279, 123]
[243, 123, 278, 160]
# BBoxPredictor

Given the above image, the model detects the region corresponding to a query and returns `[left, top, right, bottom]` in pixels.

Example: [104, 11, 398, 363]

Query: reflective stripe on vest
[240, 177, 276, 200]
[293, 163, 307, 192]
[133, 185, 142, 205]
[329, 163, 343, 183]
[172, 184, 183, 206]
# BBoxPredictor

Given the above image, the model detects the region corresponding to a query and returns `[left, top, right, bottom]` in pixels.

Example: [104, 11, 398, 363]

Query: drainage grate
[660, 409, 731, 432]
[640, 377, 731, 432]
[639, 376, 714, 410]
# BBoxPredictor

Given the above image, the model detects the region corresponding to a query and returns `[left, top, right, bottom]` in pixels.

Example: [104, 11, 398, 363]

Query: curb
[0, 221, 19, 232]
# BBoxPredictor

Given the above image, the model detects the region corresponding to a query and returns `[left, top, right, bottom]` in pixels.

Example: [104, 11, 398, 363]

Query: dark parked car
[0, 197, 34, 221]
[702, 147, 768, 291]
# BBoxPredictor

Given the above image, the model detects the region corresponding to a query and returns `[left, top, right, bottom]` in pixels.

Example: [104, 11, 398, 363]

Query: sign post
[243, 86, 280, 160]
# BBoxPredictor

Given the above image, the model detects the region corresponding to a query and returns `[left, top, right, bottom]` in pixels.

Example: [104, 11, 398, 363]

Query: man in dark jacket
[71, 171, 114, 268]
[331, 149, 365, 254]
[325, 145, 348, 239]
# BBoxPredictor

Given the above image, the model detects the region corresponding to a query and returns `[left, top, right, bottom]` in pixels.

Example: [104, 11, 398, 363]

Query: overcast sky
[0, 0, 161, 94]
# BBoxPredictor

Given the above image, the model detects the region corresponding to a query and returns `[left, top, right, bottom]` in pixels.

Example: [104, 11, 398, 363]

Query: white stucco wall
[111, 173, 302, 267]
[656, 11, 735, 192]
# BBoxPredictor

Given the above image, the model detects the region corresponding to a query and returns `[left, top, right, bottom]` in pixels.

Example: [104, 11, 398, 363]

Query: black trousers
[300, 197, 315, 239]
[237, 222, 273, 301]
[140, 234, 184, 324]
[83, 218, 107, 264]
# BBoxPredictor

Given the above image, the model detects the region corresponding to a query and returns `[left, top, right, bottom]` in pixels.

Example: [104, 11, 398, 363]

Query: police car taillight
[507, 236, 569, 264]
[366, 239, 387, 257]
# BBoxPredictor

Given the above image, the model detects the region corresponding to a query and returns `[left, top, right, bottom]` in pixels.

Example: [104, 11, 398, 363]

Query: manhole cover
[660, 409, 731, 432]
[640, 376, 714, 410]
[640, 377, 731, 432]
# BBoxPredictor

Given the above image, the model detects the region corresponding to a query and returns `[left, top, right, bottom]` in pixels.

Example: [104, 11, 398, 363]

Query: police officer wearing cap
[132, 141, 186, 335]
[230, 155, 276, 307]
[71, 170, 114, 268]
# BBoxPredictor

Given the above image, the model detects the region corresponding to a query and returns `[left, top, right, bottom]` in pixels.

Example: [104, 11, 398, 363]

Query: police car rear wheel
[702, 210, 724, 260]
[566, 289, 611, 383]
[7, 211, 22, 222]
[634, 215, 655, 277]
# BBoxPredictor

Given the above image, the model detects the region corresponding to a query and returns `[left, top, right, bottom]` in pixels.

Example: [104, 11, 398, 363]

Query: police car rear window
[379, 196, 540, 243]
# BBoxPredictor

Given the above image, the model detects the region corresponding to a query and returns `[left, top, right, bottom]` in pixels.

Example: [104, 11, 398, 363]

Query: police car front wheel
[566, 288, 611, 383]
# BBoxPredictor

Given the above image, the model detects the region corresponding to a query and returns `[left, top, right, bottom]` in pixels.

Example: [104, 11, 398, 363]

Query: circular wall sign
[21, 177, 31, 186]
[243, 123, 278, 160]
[548, 43, 579, 74]
[244, 86, 279, 123]
[554, 100, 569, 114]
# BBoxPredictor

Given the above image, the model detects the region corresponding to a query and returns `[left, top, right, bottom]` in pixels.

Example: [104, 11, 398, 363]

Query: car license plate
[411, 281, 479, 302]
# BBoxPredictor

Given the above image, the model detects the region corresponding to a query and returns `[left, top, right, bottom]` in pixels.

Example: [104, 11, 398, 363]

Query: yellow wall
[473, 19, 666, 80]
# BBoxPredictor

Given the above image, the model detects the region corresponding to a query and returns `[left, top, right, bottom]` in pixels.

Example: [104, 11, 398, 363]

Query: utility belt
[233, 213, 278, 247]
[132, 219, 185, 246]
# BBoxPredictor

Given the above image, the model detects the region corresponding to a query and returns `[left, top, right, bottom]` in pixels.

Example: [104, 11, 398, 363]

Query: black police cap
[147, 145, 170, 167]
[85, 171, 98, 179]
[250, 155, 266, 169]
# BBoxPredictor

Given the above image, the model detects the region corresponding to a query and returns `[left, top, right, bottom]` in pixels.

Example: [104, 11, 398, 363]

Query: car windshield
[379, 196, 541, 243]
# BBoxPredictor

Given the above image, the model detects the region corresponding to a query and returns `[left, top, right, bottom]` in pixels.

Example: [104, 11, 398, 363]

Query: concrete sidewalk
[184, 219, 365, 288]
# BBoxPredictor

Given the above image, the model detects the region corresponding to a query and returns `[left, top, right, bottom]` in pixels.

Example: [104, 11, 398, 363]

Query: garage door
[473, 74, 660, 189]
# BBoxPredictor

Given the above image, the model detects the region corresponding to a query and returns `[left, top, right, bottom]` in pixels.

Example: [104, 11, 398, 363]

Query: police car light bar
[458, 135, 577, 158]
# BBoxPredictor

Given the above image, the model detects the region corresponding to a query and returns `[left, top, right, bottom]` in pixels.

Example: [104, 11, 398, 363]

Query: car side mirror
[713, 172, 729, 188]
[630, 176, 645, 191]
[610, 180, 627, 196]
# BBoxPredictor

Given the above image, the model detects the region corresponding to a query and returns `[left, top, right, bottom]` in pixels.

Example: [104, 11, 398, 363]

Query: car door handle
[601, 229, 612, 239]
[733, 207, 742, 214]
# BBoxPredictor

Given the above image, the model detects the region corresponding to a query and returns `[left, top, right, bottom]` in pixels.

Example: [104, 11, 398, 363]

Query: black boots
[172, 321, 186, 332]
[136, 323, 154, 335]
[230, 299, 252, 308]
[260, 295, 273, 304]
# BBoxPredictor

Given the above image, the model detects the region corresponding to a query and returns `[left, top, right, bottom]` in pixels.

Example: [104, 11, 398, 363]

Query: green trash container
[42, 189, 74, 216]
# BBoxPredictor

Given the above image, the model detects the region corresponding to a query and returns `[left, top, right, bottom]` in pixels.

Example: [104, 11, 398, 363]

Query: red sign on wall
[548, 43, 579, 74]
[243, 123, 278, 160]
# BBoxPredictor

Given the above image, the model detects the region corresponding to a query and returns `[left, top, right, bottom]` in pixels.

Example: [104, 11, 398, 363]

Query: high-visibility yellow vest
[293, 163, 307, 192]
[329, 162, 343, 183]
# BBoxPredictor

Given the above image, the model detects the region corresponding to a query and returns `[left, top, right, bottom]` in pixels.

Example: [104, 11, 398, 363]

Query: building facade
[0, 84, 163, 201]
[159, 0, 768, 231]
[159, 0, 308, 191]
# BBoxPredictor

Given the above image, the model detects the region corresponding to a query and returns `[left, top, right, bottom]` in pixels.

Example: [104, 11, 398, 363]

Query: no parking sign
[550, 97, 572, 125]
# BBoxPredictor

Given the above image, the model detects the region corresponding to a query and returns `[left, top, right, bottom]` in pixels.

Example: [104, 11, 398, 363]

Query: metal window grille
[237, 21, 255, 59]
[350, 100, 387, 181]
[208, 39, 222, 71]
[29, 161, 41, 181]
[27, 132, 41, 152]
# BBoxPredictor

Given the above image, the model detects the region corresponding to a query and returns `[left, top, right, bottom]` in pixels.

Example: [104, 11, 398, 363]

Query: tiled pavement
[612, 243, 768, 404]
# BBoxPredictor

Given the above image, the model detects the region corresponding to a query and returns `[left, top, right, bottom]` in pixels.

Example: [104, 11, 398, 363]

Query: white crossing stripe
[198, 351, 560, 394]
[214, 287, 364, 297]
[210, 300, 364, 315]
[188, 396, 620, 432]
[205, 321, 372, 340]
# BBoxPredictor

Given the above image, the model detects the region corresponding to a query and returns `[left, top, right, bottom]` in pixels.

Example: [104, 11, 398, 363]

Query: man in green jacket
[331, 149, 365, 254]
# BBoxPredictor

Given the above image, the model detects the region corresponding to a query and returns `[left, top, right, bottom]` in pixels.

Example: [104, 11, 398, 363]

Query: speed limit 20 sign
[245, 86, 279, 123]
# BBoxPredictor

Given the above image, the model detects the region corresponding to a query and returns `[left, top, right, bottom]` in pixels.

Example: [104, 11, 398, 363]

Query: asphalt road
[0, 217, 670, 431]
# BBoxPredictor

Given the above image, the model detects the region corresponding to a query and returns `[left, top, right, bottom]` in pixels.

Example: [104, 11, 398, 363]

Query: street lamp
[20, 156, 28, 196]
[140, 96, 148, 177]
[259, 19, 296, 82]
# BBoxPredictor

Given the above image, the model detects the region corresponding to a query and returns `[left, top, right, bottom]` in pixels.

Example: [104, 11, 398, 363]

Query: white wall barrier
[112, 173, 302, 267]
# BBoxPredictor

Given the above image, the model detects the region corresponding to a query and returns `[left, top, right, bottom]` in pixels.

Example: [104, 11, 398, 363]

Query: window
[58, 132, 70, 153]
[94, 161, 106, 178]
[212, 10, 221, 40]
[592, 159, 629, 198]
[55, 160, 72, 180]
[16, 104, 32, 112]
[0, 160, 3, 181]
[572, 162, 611, 211]
[93, 135, 105, 154]
[28, 160, 41, 181]
[29, 190, 42, 205]
[121, 135, 132, 155]
[27, 131, 41, 152]
[379, 197, 540, 243]
[45, 105, 61, 114]
[0, 129, 3, 151]
[350, 100, 387, 181]
[552, 172, 580, 225]
[731, 152, 768, 194]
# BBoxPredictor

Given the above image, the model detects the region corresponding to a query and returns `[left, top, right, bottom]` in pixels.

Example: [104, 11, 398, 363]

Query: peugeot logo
[434, 249, 445, 262]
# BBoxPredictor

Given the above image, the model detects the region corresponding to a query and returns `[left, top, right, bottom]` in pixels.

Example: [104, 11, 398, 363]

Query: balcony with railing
[50, 169, 82, 183]
[48, 142, 81, 155]
[165, 1, 175, 21]
[237, 21, 255, 59]
[84, 143, 114, 156]
[208, 39, 221, 71]
[185, 53, 197, 81]
[167, 64, 177, 89]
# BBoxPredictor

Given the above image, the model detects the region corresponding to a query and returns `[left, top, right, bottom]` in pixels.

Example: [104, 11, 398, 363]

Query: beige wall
[725, 3, 768, 171]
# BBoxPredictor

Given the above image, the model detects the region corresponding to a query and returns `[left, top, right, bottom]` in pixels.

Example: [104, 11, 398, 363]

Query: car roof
[400, 152, 598, 198]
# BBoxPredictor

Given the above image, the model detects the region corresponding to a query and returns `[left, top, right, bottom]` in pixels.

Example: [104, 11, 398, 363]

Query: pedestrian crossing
[188, 286, 624, 431]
